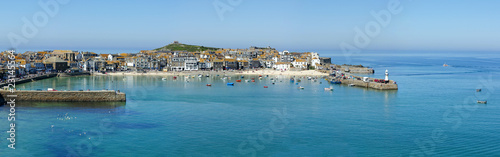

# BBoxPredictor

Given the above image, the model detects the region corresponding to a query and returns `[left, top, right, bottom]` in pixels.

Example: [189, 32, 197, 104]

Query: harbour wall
[57, 72, 91, 77]
[0, 73, 57, 88]
[340, 79, 398, 90]
[0, 90, 126, 102]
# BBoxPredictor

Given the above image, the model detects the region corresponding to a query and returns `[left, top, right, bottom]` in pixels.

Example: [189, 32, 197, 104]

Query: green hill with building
[154, 41, 220, 52]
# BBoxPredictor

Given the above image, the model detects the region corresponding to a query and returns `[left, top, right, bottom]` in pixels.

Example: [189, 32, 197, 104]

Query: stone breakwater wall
[0, 90, 126, 102]
[57, 72, 91, 77]
[340, 78, 398, 90]
[0, 73, 57, 87]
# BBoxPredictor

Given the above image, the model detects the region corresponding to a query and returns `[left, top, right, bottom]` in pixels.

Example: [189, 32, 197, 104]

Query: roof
[52, 50, 73, 54]
[43, 57, 67, 64]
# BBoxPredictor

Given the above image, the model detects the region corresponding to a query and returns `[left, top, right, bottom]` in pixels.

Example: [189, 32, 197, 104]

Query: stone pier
[0, 90, 126, 102]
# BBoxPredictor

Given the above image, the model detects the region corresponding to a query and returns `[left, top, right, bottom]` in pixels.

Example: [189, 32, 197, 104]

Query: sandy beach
[94, 69, 328, 76]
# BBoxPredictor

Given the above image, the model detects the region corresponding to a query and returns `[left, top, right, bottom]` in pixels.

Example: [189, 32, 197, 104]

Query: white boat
[298, 86, 305, 89]
[198, 74, 202, 78]
[324, 87, 334, 91]
[162, 78, 167, 81]
[348, 84, 355, 87]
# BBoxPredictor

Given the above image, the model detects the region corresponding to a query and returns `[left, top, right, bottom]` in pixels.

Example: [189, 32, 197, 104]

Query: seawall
[0, 90, 126, 102]
[340, 79, 398, 90]
[58, 72, 91, 77]
[0, 73, 57, 87]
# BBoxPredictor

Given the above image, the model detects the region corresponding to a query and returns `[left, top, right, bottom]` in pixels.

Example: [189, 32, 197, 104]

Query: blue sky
[1, 0, 499, 53]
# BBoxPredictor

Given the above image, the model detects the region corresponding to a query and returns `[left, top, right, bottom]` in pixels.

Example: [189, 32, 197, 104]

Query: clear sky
[1, 0, 499, 52]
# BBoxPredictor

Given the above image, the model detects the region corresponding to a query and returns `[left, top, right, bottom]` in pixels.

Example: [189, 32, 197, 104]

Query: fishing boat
[206, 84, 212, 86]
[227, 83, 234, 86]
[236, 80, 242, 82]
[477, 100, 487, 104]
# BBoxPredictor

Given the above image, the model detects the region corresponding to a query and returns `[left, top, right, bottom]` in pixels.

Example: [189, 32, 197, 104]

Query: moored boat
[206, 84, 212, 86]
[236, 80, 242, 82]
[227, 83, 234, 86]
[477, 100, 487, 104]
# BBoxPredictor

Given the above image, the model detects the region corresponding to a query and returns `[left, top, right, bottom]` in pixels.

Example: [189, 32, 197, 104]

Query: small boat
[251, 80, 255, 82]
[198, 74, 202, 78]
[236, 80, 242, 82]
[206, 84, 212, 86]
[227, 83, 234, 86]
[264, 86, 268, 88]
[297, 79, 301, 82]
[477, 100, 487, 104]
[241, 76, 244, 78]
[296, 83, 299, 85]
[290, 78, 295, 83]
[443, 63, 449, 67]
[331, 81, 341, 84]
[324, 87, 334, 91]
[348, 84, 355, 87]
[272, 83, 275, 85]
[298, 86, 304, 89]
[162, 78, 167, 81]
[173, 76, 177, 79]
[476, 89, 482, 92]
[259, 75, 262, 77]
[245, 80, 250, 82]
[206, 74, 210, 77]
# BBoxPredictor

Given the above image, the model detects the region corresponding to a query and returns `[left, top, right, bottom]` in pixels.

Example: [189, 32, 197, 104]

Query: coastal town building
[1, 43, 333, 79]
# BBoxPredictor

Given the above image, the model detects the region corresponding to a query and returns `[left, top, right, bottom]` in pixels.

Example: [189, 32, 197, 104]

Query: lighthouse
[385, 69, 389, 83]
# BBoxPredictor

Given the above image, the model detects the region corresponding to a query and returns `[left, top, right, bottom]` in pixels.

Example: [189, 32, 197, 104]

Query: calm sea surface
[1, 51, 499, 157]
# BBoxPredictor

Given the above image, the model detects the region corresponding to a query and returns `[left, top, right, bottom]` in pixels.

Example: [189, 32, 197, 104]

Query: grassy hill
[154, 43, 220, 52]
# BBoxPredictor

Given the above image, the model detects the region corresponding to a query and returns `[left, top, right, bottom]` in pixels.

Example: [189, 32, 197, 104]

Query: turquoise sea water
[1, 51, 500, 156]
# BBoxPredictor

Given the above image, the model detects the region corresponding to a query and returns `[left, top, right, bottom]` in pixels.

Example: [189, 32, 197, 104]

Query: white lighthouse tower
[384, 69, 389, 83]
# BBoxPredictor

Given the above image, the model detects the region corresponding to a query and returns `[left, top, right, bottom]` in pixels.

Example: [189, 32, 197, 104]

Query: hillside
[154, 42, 220, 52]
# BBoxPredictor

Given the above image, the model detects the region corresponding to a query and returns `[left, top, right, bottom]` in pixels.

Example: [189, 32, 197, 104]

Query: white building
[292, 59, 307, 69]
[273, 62, 290, 71]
